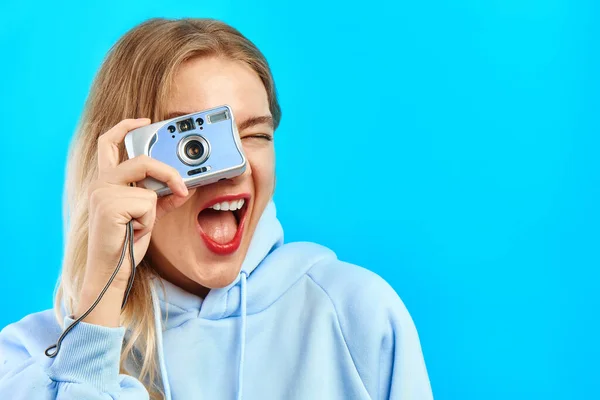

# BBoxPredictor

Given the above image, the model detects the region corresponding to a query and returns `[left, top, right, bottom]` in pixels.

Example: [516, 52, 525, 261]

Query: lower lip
[195, 205, 248, 256]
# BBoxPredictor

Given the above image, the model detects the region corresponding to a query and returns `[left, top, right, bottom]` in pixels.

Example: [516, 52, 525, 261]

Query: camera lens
[177, 135, 210, 166]
[184, 140, 205, 160]
[168, 125, 176, 133]
[196, 118, 204, 126]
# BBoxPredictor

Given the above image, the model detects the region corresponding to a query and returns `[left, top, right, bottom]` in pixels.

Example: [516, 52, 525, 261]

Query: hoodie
[0, 200, 433, 399]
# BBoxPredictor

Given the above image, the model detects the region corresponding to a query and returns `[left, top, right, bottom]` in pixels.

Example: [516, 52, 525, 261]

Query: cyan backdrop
[0, 1, 597, 399]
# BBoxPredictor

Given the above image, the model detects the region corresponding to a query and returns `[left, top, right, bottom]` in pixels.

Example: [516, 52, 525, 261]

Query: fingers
[92, 185, 158, 236]
[97, 118, 151, 172]
[105, 155, 188, 197]
[111, 195, 156, 245]
[88, 184, 196, 245]
[126, 197, 156, 240]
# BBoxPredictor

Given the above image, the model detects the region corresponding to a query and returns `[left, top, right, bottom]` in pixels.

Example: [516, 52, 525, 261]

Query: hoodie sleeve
[308, 261, 433, 400]
[0, 313, 149, 399]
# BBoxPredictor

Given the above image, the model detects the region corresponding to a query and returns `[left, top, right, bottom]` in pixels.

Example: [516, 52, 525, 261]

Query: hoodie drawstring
[149, 272, 248, 400]
[151, 284, 172, 400]
[237, 271, 248, 400]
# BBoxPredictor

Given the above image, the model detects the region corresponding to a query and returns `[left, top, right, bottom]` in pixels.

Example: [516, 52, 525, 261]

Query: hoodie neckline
[153, 274, 204, 315]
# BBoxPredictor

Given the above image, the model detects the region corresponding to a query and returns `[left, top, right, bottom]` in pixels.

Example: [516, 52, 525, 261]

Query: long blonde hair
[55, 18, 281, 399]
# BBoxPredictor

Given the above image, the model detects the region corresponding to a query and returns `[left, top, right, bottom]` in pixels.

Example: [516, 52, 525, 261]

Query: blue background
[0, 1, 598, 399]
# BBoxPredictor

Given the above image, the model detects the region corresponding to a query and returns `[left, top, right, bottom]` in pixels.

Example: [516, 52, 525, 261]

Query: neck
[145, 249, 211, 299]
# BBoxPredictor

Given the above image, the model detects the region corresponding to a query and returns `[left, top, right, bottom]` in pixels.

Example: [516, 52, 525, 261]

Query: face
[146, 56, 275, 296]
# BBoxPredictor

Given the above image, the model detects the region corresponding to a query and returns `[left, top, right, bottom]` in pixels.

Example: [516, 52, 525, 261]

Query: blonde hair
[55, 18, 281, 399]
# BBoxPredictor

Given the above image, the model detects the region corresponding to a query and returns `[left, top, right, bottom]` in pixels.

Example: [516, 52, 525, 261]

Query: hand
[76, 118, 196, 325]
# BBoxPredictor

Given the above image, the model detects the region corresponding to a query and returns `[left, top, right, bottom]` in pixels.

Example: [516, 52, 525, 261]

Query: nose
[216, 161, 250, 187]
[231, 160, 252, 182]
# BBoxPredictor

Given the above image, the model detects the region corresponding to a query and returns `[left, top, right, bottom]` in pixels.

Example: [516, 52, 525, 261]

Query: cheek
[150, 194, 195, 243]
[152, 206, 187, 242]
[244, 145, 275, 195]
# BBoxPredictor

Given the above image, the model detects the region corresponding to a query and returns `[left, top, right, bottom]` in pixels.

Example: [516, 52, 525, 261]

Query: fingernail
[180, 182, 189, 195]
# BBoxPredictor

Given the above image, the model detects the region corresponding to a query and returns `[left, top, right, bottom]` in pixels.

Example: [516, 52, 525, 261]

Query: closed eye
[242, 134, 273, 141]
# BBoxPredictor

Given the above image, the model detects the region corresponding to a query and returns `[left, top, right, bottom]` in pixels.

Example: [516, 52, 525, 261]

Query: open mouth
[196, 194, 250, 255]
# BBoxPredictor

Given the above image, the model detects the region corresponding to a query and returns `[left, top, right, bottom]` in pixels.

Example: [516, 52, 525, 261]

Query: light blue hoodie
[0, 200, 433, 399]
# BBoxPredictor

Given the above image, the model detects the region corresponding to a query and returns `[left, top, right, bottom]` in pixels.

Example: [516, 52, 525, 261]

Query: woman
[0, 18, 432, 399]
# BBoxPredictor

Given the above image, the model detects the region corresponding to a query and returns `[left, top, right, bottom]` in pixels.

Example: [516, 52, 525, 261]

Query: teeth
[210, 199, 245, 212]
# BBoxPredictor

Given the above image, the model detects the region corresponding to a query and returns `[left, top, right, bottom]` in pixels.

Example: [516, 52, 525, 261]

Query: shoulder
[306, 253, 414, 329]
[0, 309, 62, 361]
[305, 251, 430, 397]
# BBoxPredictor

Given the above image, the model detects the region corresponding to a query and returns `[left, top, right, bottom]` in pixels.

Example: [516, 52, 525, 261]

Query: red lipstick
[195, 194, 250, 255]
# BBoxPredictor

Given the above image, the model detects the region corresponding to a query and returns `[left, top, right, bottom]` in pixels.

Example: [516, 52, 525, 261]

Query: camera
[124, 105, 246, 197]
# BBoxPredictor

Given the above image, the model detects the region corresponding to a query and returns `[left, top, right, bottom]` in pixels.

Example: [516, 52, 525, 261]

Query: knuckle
[139, 187, 157, 204]
[92, 194, 111, 217]
[87, 181, 98, 199]
[88, 185, 103, 207]
[147, 189, 158, 202]
[136, 154, 151, 165]
[141, 199, 154, 217]
[147, 198, 157, 213]
[95, 201, 111, 218]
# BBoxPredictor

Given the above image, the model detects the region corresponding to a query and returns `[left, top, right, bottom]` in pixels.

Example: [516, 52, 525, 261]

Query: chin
[189, 255, 244, 289]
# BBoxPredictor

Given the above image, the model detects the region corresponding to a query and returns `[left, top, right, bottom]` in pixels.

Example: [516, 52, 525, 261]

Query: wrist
[75, 282, 126, 327]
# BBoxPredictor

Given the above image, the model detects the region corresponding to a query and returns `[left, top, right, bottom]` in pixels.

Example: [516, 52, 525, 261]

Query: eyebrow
[238, 115, 274, 131]
[164, 111, 273, 131]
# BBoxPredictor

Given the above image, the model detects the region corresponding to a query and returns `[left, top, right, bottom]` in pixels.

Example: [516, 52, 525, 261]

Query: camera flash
[207, 110, 229, 124]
